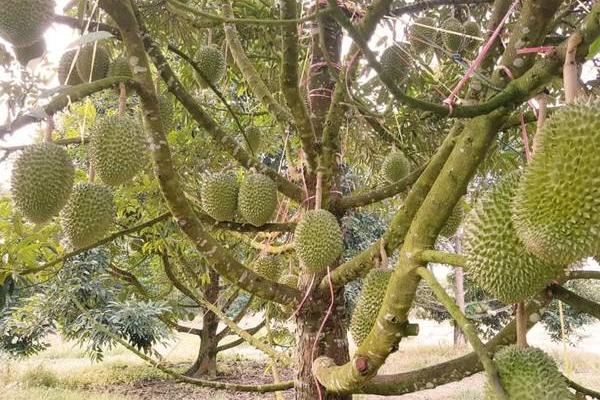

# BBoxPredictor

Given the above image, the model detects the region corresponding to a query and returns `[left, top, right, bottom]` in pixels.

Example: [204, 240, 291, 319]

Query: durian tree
[2, 0, 600, 399]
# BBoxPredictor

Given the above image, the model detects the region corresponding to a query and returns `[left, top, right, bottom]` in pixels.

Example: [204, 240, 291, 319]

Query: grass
[0, 387, 129, 400]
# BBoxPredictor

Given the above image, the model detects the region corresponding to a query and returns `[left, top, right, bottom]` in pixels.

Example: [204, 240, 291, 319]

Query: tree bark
[295, 274, 350, 400]
[186, 270, 220, 378]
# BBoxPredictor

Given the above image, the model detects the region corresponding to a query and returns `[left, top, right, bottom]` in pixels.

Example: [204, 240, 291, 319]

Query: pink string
[443, 0, 521, 110]
[520, 113, 532, 162]
[516, 46, 555, 55]
[499, 65, 535, 161]
[290, 274, 316, 320]
[311, 266, 335, 400]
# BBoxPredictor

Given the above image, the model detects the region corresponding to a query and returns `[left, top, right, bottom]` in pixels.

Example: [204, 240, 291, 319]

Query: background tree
[1, 0, 600, 399]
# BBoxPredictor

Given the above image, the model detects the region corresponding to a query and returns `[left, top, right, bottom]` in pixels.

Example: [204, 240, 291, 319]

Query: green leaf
[587, 36, 600, 60]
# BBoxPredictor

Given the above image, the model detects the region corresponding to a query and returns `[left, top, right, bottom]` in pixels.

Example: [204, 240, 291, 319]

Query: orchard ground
[1, 318, 598, 400]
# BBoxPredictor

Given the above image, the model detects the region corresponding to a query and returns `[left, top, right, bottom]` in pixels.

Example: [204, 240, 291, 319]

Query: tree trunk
[295, 273, 350, 400]
[185, 270, 220, 378]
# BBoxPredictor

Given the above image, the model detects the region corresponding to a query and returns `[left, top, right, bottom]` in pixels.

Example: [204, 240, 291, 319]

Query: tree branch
[217, 320, 266, 352]
[279, 0, 318, 172]
[567, 270, 600, 281]
[390, 0, 493, 16]
[0, 77, 136, 140]
[566, 377, 600, 400]
[418, 250, 466, 267]
[333, 165, 424, 211]
[161, 252, 292, 365]
[416, 267, 507, 399]
[551, 284, 600, 320]
[222, 1, 293, 129]
[359, 294, 549, 395]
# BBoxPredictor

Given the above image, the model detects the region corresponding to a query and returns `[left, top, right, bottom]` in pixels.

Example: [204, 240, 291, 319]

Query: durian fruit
[440, 200, 464, 238]
[462, 175, 564, 304]
[513, 102, 600, 266]
[441, 17, 465, 52]
[76, 44, 110, 82]
[294, 209, 343, 273]
[0, 0, 55, 48]
[382, 151, 411, 183]
[13, 39, 46, 65]
[380, 42, 412, 82]
[201, 173, 239, 222]
[279, 274, 298, 289]
[58, 50, 84, 86]
[11, 143, 75, 224]
[349, 269, 392, 346]
[107, 56, 132, 78]
[89, 114, 147, 186]
[158, 95, 174, 132]
[253, 256, 281, 281]
[194, 45, 226, 87]
[409, 17, 436, 55]
[485, 346, 572, 400]
[463, 21, 481, 52]
[245, 127, 262, 153]
[60, 183, 115, 249]
[238, 174, 278, 227]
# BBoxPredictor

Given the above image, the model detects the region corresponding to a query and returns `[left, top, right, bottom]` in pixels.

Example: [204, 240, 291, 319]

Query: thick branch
[279, 0, 318, 172]
[567, 270, 600, 280]
[551, 284, 600, 320]
[566, 377, 600, 400]
[359, 295, 549, 395]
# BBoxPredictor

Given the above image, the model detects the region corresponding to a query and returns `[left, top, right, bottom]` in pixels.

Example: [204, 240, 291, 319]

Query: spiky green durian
[442, 18, 464, 52]
[382, 151, 410, 183]
[462, 175, 564, 304]
[200, 173, 239, 222]
[463, 21, 481, 52]
[440, 200, 464, 238]
[245, 127, 262, 153]
[238, 174, 278, 227]
[158, 94, 174, 132]
[13, 39, 46, 65]
[11, 143, 74, 224]
[279, 274, 298, 289]
[107, 56, 132, 78]
[380, 42, 412, 82]
[0, 0, 55, 48]
[89, 114, 147, 186]
[253, 256, 281, 281]
[60, 183, 115, 249]
[194, 45, 226, 87]
[76, 44, 110, 82]
[485, 346, 572, 400]
[58, 50, 84, 86]
[513, 101, 600, 265]
[294, 209, 343, 273]
[350, 269, 392, 346]
[409, 17, 436, 54]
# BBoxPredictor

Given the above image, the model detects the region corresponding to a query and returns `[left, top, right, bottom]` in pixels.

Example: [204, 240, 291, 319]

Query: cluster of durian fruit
[380, 16, 480, 83]
[0, 0, 56, 65]
[350, 102, 599, 399]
